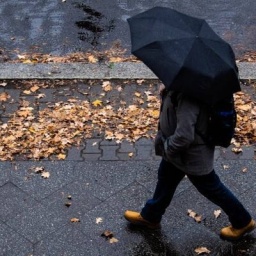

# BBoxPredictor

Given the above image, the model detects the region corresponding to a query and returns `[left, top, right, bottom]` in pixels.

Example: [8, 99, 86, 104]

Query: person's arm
[164, 94, 200, 155]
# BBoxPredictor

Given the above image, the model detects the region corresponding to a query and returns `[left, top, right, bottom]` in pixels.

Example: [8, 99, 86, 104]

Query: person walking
[124, 86, 255, 241]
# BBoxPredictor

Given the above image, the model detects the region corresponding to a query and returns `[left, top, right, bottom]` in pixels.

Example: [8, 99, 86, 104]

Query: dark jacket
[155, 91, 215, 175]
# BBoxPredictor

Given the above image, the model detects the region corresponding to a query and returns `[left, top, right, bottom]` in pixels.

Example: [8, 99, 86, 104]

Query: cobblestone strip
[68, 140, 255, 161]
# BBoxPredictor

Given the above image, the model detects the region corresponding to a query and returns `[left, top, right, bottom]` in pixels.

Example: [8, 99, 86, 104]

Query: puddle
[74, 3, 116, 47]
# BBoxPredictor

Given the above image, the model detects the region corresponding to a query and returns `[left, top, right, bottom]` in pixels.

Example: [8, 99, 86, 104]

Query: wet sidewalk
[0, 73, 256, 255]
[0, 154, 255, 255]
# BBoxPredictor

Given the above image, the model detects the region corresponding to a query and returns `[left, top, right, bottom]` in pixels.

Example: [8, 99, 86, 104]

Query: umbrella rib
[200, 38, 236, 69]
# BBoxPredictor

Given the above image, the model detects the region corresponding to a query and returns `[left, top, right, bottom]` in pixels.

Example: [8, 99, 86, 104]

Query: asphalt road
[0, 0, 255, 58]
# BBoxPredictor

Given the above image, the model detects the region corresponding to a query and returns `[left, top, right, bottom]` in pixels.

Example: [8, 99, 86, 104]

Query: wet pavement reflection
[75, 3, 115, 47]
[126, 224, 256, 255]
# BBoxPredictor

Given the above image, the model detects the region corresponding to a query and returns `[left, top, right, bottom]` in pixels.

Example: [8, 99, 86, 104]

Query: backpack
[170, 92, 237, 148]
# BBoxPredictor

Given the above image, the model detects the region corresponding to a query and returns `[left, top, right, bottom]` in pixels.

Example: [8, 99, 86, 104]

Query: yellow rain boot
[220, 219, 256, 240]
[124, 210, 160, 229]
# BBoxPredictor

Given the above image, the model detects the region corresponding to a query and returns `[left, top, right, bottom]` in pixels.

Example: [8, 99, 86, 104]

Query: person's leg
[140, 159, 185, 223]
[187, 170, 252, 229]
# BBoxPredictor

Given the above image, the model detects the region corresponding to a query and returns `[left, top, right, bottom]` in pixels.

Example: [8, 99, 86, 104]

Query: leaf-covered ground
[0, 79, 255, 161]
[0, 42, 256, 64]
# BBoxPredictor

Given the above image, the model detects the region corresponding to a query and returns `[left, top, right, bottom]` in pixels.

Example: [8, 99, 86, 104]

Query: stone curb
[0, 62, 255, 80]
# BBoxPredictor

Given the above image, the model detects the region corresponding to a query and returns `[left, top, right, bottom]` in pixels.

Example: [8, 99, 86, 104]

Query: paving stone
[36, 88, 56, 102]
[83, 153, 101, 160]
[105, 182, 152, 213]
[6, 203, 67, 243]
[1, 102, 19, 117]
[135, 138, 154, 146]
[0, 182, 41, 222]
[135, 161, 158, 193]
[0, 221, 33, 256]
[83, 139, 101, 154]
[117, 152, 135, 160]
[220, 146, 255, 160]
[73, 163, 116, 201]
[34, 225, 99, 256]
[10, 161, 76, 200]
[135, 145, 153, 160]
[231, 236, 256, 256]
[118, 140, 135, 153]
[100, 145, 119, 160]
[162, 220, 232, 256]
[100, 139, 119, 146]
[169, 184, 230, 235]
[0, 162, 11, 186]
[79, 201, 127, 238]
[42, 180, 103, 219]
[5, 88, 21, 102]
[0, 105, 4, 115]
[215, 160, 256, 195]
[54, 87, 74, 101]
[75, 161, 137, 200]
[38, 102, 52, 111]
[66, 145, 85, 161]
[239, 146, 255, 159]
[238, 183, 256, 219]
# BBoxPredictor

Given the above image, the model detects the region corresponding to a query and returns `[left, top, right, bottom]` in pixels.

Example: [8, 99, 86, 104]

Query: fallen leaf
[35, 93, 46, 99]
[0, 82, 7, 87]
[128, 152, 133, 157]
[0, 92, 10, 101]
[101, 230, 114, 239]
[214, 209, 221, 219]
[88, 55, 98, 63]
[65, 202, 72, 207]
[109, 57, 122, 62]
[70, 218, 80, 223]
[109, 237, 119, 244]
[117, 86, 123, 92]
[57, 153, 66, 160]
[187, 209, 202, 223]
[194, 215, 202, 223]
[96, 217, 103, 224]
[92, 99, 103, 107]
[41, 171, 50, 179]
[136, 79, 145, 85]
[30, 85, 40, 92]
[34, 166, 45, 173]
[102, 81, 112, 92]
[134, 92, 141, 97]
[17, 54, 26, 59]
[242, 167, 248, 173]
[222, 164, 230, 170]
[232, 147, 243, 154]
[23, 90, 32, 95]
[195, 247, 211, 255]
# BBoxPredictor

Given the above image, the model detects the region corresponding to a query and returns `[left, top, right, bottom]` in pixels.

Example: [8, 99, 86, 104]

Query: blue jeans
[141, 159, 252, 229]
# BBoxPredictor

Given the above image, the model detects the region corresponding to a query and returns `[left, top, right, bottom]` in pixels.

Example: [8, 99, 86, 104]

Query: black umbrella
[127, 7, 241, 104]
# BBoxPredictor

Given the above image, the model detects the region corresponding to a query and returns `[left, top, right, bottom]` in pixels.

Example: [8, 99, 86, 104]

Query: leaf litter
[0, 80, 255, 160]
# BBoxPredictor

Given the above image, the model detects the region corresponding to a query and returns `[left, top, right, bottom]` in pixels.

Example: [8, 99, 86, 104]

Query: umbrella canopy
[127, 7, 241, 104]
